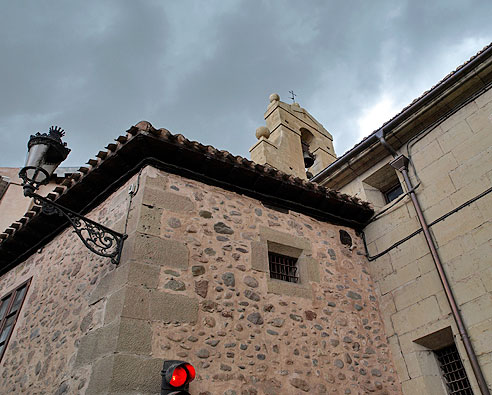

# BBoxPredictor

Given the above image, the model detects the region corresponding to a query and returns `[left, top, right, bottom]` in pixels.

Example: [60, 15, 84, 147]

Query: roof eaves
[0, 121, 373, 272]
[312, 41, 492, 184]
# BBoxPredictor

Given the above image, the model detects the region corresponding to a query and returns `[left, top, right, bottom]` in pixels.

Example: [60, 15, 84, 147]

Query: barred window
[268, 252, 299, 283]
[435, 344, 473, 395]
[0, 279, 31, 361]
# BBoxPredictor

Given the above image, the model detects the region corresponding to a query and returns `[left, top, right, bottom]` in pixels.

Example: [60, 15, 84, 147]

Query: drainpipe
[389, 154, 490, 395]
[374, 128, 397, 157]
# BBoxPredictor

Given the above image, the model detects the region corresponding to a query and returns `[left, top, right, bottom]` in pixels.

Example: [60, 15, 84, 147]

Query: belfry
[249, 93, 337, 179]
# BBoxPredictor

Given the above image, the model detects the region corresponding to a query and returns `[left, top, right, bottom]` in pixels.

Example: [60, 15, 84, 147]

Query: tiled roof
[0, 121, 373, 272]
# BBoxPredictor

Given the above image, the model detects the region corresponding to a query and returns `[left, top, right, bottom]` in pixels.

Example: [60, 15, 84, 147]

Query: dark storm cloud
[1, 0, 491, 167]
[0, 0, 170, 166]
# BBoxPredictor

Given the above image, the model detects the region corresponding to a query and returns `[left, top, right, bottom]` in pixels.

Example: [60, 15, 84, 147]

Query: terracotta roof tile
[96, 151, 108, 160]
[0, 121, 374, 272]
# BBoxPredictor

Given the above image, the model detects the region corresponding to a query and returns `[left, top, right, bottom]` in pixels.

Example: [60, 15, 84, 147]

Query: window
[251, 226, 320, 298]
[362, 163, 404, 209]
[413, 327, 473, 395]
[435, 344, 473, 395]
[384, 183, 404, 204]
[0, 279, 31, 361]
[268, 252, 298, 283]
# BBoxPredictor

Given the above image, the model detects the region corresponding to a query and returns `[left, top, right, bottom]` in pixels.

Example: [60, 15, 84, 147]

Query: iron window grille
[0, 279, 31, 361]
[435, 344, 473, 395]
[268, 252, 299, 283]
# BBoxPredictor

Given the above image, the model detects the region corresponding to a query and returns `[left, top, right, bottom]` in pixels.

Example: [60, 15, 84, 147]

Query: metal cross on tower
[289, 90, 297, 103]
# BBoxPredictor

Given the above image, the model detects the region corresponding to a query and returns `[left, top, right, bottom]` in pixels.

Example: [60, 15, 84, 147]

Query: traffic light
[161, 360, 196, 395]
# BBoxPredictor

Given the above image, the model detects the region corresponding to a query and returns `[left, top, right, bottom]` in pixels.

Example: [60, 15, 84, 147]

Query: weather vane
[289, 90, 297, 103]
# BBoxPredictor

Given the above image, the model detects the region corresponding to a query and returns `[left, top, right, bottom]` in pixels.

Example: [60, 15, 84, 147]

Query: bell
[303, 150, 315, 168]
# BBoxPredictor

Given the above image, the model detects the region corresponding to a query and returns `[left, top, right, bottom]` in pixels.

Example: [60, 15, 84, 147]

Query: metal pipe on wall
[390, 155, 490, 395]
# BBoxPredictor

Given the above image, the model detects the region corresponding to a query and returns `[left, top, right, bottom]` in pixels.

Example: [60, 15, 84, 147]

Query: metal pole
[391, 155, 490, 395]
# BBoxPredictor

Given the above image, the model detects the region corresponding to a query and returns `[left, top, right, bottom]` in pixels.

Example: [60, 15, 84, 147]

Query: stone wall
[337, 87, 492, 393]
[82, 165, 401, 394]
[0, 173, 138, 394]
[0, 164, 402, 394]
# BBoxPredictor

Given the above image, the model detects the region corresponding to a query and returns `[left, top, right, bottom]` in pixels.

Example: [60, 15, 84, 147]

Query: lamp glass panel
[24, 144, 50, 183]
[24, 144, 49, 168]
[24, 144, 60, 184]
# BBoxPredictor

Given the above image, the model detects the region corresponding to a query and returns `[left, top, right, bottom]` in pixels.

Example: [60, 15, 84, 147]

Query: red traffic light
[170, 366, 187, 387]
[161, 360, 196, 394]
[184, 363, 195, 381]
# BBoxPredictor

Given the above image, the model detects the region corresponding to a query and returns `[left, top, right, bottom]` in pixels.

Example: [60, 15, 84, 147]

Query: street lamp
[18, 126, 127, 264]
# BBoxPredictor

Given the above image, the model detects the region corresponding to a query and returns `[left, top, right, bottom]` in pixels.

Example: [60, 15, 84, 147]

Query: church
[0, 43, 491, 394]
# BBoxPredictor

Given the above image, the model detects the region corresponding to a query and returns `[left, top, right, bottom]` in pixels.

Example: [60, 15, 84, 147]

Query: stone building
[0, 123, 400, 393]
[314, 44, 492, 395]
[0, 41, 491, 394]
[250, 44, 492, 394]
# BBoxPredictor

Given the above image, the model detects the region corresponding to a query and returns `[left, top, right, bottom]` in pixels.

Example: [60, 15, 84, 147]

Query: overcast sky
[1, 1, 491, 168]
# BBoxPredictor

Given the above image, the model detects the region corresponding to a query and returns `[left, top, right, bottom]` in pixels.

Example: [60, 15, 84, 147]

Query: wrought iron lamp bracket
[25, 188, 127, 265]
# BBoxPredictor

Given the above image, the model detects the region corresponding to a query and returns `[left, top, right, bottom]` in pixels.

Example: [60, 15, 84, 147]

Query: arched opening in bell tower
[300, 128, 316, 171]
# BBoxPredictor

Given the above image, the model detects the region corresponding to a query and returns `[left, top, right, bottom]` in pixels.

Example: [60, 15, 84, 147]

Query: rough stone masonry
[0, 165, 402, 394]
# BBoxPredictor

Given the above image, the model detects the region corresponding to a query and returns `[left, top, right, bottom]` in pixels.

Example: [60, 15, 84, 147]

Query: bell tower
[249, 93, 337, 179]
